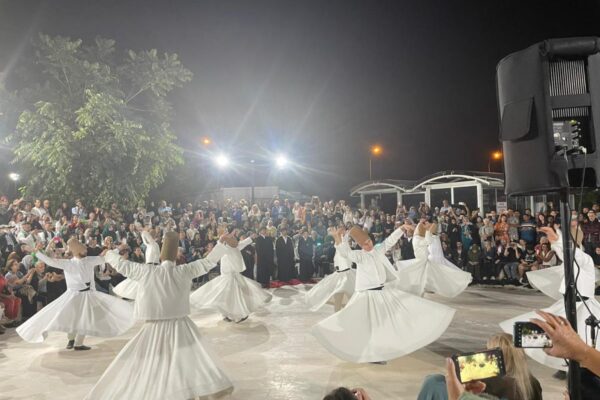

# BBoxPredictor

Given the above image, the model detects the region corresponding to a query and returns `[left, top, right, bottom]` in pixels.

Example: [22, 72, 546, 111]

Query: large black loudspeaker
[497, 37, 600, 196]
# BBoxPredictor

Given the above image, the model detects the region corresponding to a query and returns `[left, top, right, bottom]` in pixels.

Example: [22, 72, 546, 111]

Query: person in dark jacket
[297, 229, 315, 282]
[255, 227, 274, 288]
[240, 232, 256, 280]
[276, 228, 297, 282]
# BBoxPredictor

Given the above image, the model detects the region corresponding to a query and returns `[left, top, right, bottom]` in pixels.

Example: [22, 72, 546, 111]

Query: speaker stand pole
[559, 189, 581, 400]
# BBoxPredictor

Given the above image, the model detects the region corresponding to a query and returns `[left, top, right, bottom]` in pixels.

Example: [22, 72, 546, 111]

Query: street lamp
[369, 145, 382, 180]
[201, 137, 212, 146]
[8, 173, 20, 182]
[215, 153, 230, 168]
[488, 150, 503, 172]
[275, 154, 289, 169]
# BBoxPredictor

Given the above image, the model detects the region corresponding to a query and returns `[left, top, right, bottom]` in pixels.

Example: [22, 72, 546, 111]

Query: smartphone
[451, 348, 506, 383]
[514, 321, 553, 348]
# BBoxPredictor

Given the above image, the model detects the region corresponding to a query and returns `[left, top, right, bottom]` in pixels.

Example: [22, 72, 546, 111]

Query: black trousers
[299, 258, 314, 281]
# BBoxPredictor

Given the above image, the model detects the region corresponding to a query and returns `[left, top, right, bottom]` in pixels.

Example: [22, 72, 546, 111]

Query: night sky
[1, 0, 600, 200]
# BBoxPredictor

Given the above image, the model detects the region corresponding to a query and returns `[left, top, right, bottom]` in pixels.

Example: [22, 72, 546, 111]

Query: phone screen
[514, 322, 553, 348]
[452, 348, 505, 383]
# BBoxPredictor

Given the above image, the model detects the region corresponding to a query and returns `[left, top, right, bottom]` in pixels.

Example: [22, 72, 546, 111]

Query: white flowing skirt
[190, 273, 272, 321]
[394, 258, 472, 298]
[17, 289, 135, 343]
[311, 287, 455, 363]
[305, 269, 356, 311]
[500, 298, 600, 371]
[85, 316, 232, 400]
[526, 266, 563, 301]
[113, 278, 139, 299]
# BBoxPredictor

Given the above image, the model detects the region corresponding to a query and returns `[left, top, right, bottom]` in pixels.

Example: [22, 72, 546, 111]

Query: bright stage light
[275, 155, 289, 169]
[215, 154, 230, 168]
[8, 173, 20, 182]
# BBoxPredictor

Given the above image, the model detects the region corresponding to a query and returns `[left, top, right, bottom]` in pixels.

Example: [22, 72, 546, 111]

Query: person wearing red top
[0, 273, 22, 326]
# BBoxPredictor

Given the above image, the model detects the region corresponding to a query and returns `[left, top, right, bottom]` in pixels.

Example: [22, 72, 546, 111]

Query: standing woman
[447, 217, 460, 249]
[494, 214, 510, 244]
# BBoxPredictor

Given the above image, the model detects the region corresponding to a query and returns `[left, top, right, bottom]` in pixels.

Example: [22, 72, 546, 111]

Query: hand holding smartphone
[514, 322, 553, 348]
[451, 348, 506, 383]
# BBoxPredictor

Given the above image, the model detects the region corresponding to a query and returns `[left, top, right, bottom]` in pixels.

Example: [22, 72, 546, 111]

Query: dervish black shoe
[370, 361, 387, 365]
[236, 316, 249, 323]
[553, 370, 567, 380]
[73, 345, 91, 351]
[223, 317, 232, 322]
[66, 340, 75, 349]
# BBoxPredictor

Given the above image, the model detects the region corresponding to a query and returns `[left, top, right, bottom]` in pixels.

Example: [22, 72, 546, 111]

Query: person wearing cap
[500, 224, 600, 371]
[16, 238, 134, 350]
[306, 229, 356, 312]
[394, 221, 472, 298]
[190, 231, 271, 323]
[312, 225, 455, 363]
[85, 231, 237, 400]
[112, 226, 160, 300]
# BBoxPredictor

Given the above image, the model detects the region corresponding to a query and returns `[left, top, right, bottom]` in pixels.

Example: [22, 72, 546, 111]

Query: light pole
[488, 150, 503, 172]
[369, 145, 382, 180]
[8, 172, 20, 196]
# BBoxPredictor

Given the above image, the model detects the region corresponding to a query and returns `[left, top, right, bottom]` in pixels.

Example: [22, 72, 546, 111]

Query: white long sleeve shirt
[105, 243, 230, 320]
[412, 231, 432, 260]
[141, 231, 160, 264]
[334, 235, 352, 271]
[335, 228, 401, 291]
[550, 231, 596, 299]
[220, 237, 252, 274]
[36, 252, 104, 292]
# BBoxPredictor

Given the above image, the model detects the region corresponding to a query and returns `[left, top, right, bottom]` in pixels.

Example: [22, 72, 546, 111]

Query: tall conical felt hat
[67, 237, 87, 258]
[223, 235, 239, 248]
[349, 225, 370, 246]
[571, 225, 584, 247]
[161, 231, 179, 262]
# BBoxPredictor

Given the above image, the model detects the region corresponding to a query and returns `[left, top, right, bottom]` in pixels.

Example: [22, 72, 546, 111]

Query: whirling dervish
[394, 221, 472, 298]
[500, 225, 600, 371]
[312, 225, 455, 363]
[305, 231, 356, 312]
[190, 231, 272, 323]
[17, 238, 134, 350]
[85, 232, 236, 400]
[113, 227, 160, 299]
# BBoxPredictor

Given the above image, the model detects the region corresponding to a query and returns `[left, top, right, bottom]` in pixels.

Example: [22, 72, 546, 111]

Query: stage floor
[0, 285, 574, 400]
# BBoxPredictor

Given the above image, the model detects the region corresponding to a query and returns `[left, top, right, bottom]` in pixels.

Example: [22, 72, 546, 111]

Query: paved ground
[0, 285, 573, 399]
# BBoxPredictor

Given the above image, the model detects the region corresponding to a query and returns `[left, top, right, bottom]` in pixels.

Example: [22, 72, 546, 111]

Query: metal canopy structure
[351, 170, 505, 213]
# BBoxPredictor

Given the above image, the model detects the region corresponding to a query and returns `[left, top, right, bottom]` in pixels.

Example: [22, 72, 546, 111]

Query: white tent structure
[351, 171, 505, 213]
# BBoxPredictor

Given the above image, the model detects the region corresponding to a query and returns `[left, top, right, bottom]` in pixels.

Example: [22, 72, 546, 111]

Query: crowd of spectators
[1, 195, 600, 324]
[0, 193, 599, 398]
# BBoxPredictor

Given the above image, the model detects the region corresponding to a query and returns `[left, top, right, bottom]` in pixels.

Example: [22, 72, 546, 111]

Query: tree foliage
[9, 34, 192, 209]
